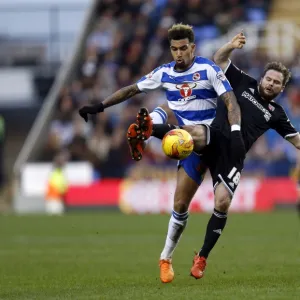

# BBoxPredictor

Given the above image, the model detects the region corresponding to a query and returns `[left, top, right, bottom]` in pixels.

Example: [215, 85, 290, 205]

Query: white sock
[160, 211, 189, 260]
[146, 107, 168, 145]
[150, 107, 168, 124]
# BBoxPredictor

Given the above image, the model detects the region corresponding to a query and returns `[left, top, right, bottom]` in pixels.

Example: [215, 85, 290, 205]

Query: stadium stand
[17, 0, 300, 181]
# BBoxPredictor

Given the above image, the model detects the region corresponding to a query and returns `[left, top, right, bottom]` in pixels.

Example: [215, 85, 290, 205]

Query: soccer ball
[162, 129, 194, 160]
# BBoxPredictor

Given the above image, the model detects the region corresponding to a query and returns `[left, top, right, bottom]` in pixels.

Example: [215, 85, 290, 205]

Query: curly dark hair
[263, 62, 291, 86]
[168, 23, 195, 43]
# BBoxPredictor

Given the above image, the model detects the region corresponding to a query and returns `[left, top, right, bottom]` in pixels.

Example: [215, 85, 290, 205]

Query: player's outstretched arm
[287, 134, 300, 150]
[288, 135, 300, 183]
[293, 146, 300, 178]
[213, 32, 246, 71]
[102, 84, 141, 108]
[79, 84, 141, 122]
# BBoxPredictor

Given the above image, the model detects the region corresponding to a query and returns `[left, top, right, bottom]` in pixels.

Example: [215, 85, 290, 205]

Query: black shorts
[201, 125, 244, 196]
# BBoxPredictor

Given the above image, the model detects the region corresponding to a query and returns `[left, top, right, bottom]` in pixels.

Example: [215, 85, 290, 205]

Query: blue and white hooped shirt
[137, 56, 232, 126]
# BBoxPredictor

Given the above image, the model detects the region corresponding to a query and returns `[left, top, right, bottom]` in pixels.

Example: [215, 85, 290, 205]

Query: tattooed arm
[220, 90, 245, 159]
[102, 84, 141, 108]
[219, 90, 241, 127]
[79, 84, 141, 122]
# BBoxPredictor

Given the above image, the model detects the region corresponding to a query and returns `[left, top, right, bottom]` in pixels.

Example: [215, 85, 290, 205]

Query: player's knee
[214, 183, 233, 212]
[215, 194, 231, 212]
[174, 198, 190, 213]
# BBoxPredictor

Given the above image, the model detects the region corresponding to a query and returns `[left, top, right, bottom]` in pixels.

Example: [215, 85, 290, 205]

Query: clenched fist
[230, 32, 246, 49]
[78, 103, 104, 122]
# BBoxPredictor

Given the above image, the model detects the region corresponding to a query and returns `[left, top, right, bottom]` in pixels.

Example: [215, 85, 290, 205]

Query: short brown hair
[263, 62, 291, 86]
[168, 23, 195, 43]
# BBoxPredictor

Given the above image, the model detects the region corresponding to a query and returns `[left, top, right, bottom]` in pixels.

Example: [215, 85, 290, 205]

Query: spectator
[44, 0, 300, 181]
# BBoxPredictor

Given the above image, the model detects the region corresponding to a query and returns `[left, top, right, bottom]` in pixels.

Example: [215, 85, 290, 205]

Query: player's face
[170, 39, 195, 70]
[259, 70, 285, 101]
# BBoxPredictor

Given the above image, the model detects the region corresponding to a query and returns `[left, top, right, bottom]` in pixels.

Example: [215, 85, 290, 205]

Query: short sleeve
[207, 63, 233, 97]
[224, 60, 254, 90]
[136, 66, 163, 92]
[271, 106, 299, 139]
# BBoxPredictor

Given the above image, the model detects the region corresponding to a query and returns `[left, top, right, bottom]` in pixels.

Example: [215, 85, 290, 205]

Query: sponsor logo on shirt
[242, 91, 272, 121]
[176, 83, 197, 102]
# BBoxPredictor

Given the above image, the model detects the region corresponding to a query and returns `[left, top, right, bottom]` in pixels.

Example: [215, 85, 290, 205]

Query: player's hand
[230, 130, 246, 160]
[230, 32, 246, 49]
[78, 103, 104, 122]
[290, 166, 300, 181]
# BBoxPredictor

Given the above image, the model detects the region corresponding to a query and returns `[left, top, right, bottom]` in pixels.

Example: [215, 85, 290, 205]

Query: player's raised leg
[150, 123, 208, 153]
[127, 107, 169, 160]
[127, 123, 145, 161]
[190, 182, 232, 279]
[127, 108, 154, 160]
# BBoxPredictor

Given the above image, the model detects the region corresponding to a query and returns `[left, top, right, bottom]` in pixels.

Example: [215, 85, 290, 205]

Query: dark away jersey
[210, 61, 298, 152]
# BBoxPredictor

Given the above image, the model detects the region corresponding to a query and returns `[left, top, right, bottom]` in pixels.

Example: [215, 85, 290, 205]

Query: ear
[191, 43, 196, 52]
[281, 86, 285, 93]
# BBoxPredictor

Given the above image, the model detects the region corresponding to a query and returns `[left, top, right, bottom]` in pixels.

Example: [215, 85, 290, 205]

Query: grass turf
[1, 212, 299, 299]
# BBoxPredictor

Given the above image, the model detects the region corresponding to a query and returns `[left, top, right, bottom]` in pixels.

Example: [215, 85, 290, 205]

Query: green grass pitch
[1, 211, 299, 299]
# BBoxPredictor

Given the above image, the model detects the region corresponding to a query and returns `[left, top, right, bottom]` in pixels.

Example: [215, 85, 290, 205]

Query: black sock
[199, 209, 228, 258]
[297, 201, 300, 217]
[152, 124, 179, 139]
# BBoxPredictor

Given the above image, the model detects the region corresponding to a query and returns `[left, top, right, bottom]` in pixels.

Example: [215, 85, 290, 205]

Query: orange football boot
[190, 253, 207, 279]
[136, 107, 153, 140]
[127, 123, 145, 161]
[159, 259, 174, 283]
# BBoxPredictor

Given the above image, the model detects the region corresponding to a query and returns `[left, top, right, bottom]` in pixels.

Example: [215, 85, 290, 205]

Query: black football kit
[202, 61, 298, 195]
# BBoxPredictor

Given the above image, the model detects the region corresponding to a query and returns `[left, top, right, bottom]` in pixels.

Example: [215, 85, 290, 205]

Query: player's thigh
[210, 157, 244, 206]
[181, 125, 207, 151]
[178, 152, 207, 186]
[206, 127, 243, 197]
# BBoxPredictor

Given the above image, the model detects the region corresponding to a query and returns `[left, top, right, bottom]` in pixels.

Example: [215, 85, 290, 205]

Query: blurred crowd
[41, 0, 300, 180]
